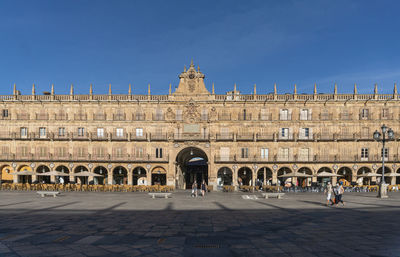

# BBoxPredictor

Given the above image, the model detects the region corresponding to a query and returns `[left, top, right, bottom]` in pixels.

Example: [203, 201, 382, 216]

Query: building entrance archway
[175, 147, 208, 190]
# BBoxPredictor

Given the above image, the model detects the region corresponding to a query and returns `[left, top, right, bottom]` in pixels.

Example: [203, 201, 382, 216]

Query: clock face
[189, 73, 195, 79]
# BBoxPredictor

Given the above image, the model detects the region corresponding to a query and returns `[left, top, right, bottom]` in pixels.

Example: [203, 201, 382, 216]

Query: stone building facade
[1, 62, 400, 189]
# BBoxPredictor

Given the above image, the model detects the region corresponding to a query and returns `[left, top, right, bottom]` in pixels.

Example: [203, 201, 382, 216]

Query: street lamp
[373, 124, 395, 198]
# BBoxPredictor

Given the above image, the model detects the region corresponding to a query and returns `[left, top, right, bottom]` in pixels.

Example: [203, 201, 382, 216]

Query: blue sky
[0, 0, 399, 95]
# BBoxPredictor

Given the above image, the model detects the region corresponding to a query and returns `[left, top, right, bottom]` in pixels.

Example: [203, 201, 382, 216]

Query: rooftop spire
[89, 84, 93, 95]
[13, 83, 16, 95]
[212, 82, 215, 94]
[253, 84, 257, 95]
[197, 65, 200, 72]
[148, 83, 151, 95]
[184, 65, 187, 72]
[394, 83, 398, 95]
[190, 58, 194, 67]
[70, 84, 74, 95]
[51, 84, 54, 95]
[108, 84, 112, 95]
[32, 83, 36, 95]
[274, 83, 277, 94]
[169, 83, 172, 95]
[233, 83, 237, 93]
[313, 83, 317, 94]
[128, 84, 132, 95]
[374, 83, 378, 94]
[294, 84, 297, 94]
[334, 83, 337, 94]
[353, 83, 357, 94]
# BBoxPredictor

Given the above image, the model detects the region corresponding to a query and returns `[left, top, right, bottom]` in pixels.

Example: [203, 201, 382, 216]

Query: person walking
[324, 181, 333, 206]
[336, 181, 345, 206]
[191, 181, 197, 197]
[201, 180, 207, 197]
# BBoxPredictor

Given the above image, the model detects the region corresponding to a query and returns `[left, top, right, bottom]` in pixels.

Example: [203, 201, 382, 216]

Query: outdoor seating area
[0, 183, 174, 193]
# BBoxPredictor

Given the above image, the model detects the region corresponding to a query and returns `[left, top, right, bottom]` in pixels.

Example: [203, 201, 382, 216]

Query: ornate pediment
[183, 100, 200, 123]
[173, 60, 210, 95]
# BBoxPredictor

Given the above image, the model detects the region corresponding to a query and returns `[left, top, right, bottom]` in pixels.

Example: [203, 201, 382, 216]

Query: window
[97, 128, 104, 137]
[299, 128, 310, 139]
[116, 128, 124, 137]
[176, 109, 183, 121]
[39, 127, 46, 138]
[156, 148, 163, 158]
[38, 147, 47, 157]
[260, 108, 269, 120]
[155, 108, 163, 120]
[280, 109, 289, 120]
[136, 147, 144, 158]
[281, 128, 289, 138]
[242, 109, 247, 120]
[361, 108, 369, 119]
[299, 148, 310, 161]
[241, 148, 248, 158]
[20, 146, 28, 157]
[58, 127, 65, 137]
[20, 127, 28, 137]
[201, 109, 208, 121]
[300, 109, 309, 120]
[381, 148, 388, 159]
[2, 109, 8, 118]
[278, 148, 289, 161]
[57, 147, 67, 157]
[260, 148, 269, 159]
[77, 147, 85, 157]
[220, 147, 230, 161]
[361, 148, 369, 159]
[115, 147, 123, 157]
[95, 147, 105, 158]
[136, 128, 143, 137]
[382, 108, 389, 119]
[78, 127, 85, 136]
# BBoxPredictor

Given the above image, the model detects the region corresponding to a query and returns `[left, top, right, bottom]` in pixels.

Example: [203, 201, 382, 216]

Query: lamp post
[373, 124, 394, 198]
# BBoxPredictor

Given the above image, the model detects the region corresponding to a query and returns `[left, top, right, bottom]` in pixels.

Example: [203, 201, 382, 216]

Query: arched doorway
[74, 166, 88, 184]
[277, 167, 292, 187]
[55, 165, 70, 184]
[113, 166, 127, 185]
[152, 167, 166, 185]
[317, 167, 334, 186]
[0, 165, 13, 183]
[377, 166, 392, 184]
[175, 147, 208, 189]
[217, 167, 233, 187]
[133, 166, 147, 185]
[16, 165, 32, 184]
[396, 168, 400, 184]
[337, 167, 352, 186]
[37, 165, 50, 184]
[297, 167, 312, 187]
[357, 167, 372, 185]
[93, 166, 107, 185]
[238, 167, 252, 186]
[257, 167, 272, 185]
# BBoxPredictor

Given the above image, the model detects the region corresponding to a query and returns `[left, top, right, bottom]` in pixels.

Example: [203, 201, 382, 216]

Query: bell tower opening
[175, 147, 208, 190]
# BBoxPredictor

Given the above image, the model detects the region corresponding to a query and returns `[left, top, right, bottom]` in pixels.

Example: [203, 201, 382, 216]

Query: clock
[189, 73, 195, 79]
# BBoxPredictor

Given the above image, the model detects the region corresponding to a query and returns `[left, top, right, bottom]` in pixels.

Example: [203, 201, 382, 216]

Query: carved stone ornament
[184, 100, 200, 123]
[209, 107, 217, 120]
[166, 107, 175, 120]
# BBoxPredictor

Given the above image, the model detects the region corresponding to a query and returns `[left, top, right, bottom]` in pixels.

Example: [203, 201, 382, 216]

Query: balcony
[214, 155, 235, 162]
[74, 114, 87, 121]
[319, 113, 333, 120]
[111, 133, 128, 141]
[30, 132, 51, 140]
[380, 113, 393, 120]
[113, 113, 126, 121]
[91, 133, 108, 141]
[318, 133, 334, 141]
[16, 113, 30, 120]
[216, 133, 234, 141]
[279, 114, 292, 121]
[277, 134, 294, 141]
[236, 133, 254, 141]
[152, 114, 165, 121]
[174, 133, 209, 141]
[258, 113, 272, 121]
[150, 133, 168, 141]
[0, 114, 11, 120]
[54, 133, 69, 140]
[72, 133, 89, 140]
[133, 113, 146, 121]
[130, 133, 147, 141]
[238, 113, 252, 121]
[35, 113, 49, 120]
[297, 134, 314, 141]
[359, 113, 371, 120]
[339, 113, 353, 120]
[336, 133, 356, 141]
[218, 113, 231, 121]
[93, 113, 107, 121]
[54, 113, 68, 120]
[256, 133, 274, 141]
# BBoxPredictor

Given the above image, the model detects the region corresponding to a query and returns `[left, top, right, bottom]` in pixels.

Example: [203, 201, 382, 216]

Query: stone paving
[0, 190, 400, 257]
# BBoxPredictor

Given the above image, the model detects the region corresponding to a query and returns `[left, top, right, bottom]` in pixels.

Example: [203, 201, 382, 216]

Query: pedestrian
[59, 176, 64, 184]
[336, 181, 345, 206]
[324, 181, 333, 206]
[191, 181, 197, 197]
[201, 180, 207, 197]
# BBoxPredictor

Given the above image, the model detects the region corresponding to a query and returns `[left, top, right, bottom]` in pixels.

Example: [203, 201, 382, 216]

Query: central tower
[173, 60, 210, 95]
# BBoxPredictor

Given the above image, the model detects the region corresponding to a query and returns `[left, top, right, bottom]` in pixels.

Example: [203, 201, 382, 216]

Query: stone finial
[13, 83, 16, 95]
[394, 83, 398, 95]
[374, 83, 378, 94]
[51, 84, 54, 95]
[32, 83, 36, 95]
[108, 84, 112, 95]
[274, 83, 277, 94]
[148, 83, 151, 95]
[197, 65, 200, 72]
[70, 84, 74, 95]
[313, 83, 317, 94]
[89, 84, 93, 95]
[254, 84, 257, 95]
[234, 83, 237, 93]
[294, 84, 297, 94]
[190, 59, 194, 67]
[128, 84, 132, 95]
[212, 82, 215, 94]
[184, 65, 187, 72]
[334, 83, 337, 94]
[169, 83, 172, 95]
[353, 84, 357, 94]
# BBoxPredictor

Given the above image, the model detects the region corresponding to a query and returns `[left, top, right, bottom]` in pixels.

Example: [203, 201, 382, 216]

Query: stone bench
[148, 193, 172, 199]
[261, 193, 285, 199]
[37, 191, 60, 198]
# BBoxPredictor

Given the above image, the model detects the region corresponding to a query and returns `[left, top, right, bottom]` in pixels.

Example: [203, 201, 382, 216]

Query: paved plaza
[0, 191, 400, 257]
